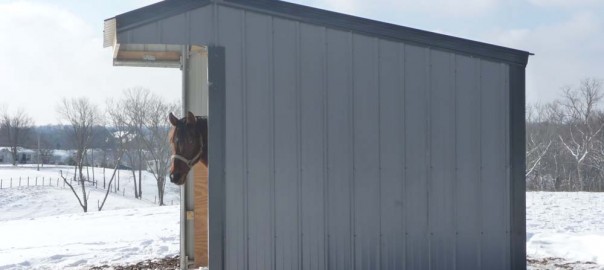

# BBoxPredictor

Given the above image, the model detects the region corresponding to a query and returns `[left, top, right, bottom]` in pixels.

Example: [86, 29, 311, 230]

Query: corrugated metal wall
[119, 4, 515, 270]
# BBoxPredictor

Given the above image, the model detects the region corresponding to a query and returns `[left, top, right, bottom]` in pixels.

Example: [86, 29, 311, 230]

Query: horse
[168, 111, 208, 185]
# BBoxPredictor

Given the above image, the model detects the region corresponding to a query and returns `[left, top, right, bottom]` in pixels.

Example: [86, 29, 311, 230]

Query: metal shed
[104, 0, 530, 269]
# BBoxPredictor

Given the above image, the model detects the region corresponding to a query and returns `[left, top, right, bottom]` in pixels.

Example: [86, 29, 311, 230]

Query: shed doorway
[109, 43, 211, 269]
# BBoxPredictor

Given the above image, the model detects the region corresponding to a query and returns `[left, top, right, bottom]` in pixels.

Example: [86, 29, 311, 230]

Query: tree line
[1, 87, 179, 210]
[527, 78, 604, 192]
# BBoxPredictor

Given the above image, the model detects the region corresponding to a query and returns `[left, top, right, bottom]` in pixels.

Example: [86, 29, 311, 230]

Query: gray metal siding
[480, 60, 509, 270]
[245, 11, 273, 270]
[429, 49, 456, 269]
[116, 4, 519, 269]
[378, 39, 405, 270]
[404, 44, 430, 270]
[455, 55, 482, 270]
[299, 23, 327, 270]
[217, 6, 245, 270]
[325, 28, 354, 270]
[273, 17, 300, 270]
[352, 33, 381, 270]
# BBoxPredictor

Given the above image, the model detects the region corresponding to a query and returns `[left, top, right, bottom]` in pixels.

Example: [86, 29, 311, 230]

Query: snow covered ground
[0, 165, 182, 269]
[0, 204, 179, 269]
[527, 192, 604, 269]
[2, 165, 604, 269]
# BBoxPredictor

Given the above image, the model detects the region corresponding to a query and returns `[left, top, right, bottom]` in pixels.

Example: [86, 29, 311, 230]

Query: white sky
[0, 0, 602, 124]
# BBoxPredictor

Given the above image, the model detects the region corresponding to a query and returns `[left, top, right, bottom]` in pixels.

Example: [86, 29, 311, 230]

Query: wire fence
[0, 176, 177, 206]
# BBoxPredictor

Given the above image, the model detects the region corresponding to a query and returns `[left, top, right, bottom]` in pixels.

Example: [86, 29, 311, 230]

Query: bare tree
[558, 78, 603, 190]
[121, 88, 151, 199]
[108, 88, 179, 204]
[97, 126, 130, 211]
[141, 97, 179, 205]
[526, 103, 555, 190]
[107, 94, 141, 199]
[1, 108, 33, 165]
[56, 97, 101, 212]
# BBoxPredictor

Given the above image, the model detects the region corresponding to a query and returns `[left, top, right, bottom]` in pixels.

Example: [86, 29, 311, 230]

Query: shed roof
[105, 0, 531, 67]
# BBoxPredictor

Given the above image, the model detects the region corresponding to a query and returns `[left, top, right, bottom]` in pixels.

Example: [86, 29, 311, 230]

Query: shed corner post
[208, 45, 226, 270]
[509, 63, 527, 270]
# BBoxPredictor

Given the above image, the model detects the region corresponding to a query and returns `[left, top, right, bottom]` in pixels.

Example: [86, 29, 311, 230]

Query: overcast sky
[1, 0, 602, 125]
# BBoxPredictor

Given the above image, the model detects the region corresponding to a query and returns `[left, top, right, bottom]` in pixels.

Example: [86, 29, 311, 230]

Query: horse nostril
[170, 173, 178, 182]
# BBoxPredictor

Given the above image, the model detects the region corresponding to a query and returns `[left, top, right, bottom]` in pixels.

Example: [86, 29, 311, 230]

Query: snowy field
[0, 165, 182, 269]
[527, 192, 604, 269]
[1, 165, 604, 269]
[0, 164, 181, 206]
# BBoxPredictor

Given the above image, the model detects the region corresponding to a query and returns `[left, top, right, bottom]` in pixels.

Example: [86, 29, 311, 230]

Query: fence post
[19, 177, 21, 187]
[154, 196, 157, 204]
[27, 176, 29, 187]
[1, 179, 2, 189]
[35, 177, 38, 186]
[10, 178, 12, 188]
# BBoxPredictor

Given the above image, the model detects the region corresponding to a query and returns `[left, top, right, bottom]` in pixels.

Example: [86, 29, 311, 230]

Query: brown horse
[168, 111, 208, 185]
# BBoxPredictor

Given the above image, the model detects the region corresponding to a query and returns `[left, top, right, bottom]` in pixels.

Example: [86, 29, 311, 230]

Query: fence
[0, 176, 177, 206]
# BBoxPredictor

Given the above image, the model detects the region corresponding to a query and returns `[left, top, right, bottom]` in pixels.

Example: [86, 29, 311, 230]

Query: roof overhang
[104, 18, 182, 68]
[104, 0, 532, 67]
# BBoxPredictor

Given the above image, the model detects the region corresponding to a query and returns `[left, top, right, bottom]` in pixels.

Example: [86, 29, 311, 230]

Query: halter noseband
[171, 150, 202, 168]
[171, 129, 204, 169]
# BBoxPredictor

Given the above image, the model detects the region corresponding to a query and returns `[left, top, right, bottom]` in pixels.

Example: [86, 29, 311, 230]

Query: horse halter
[171, 130, 204, 168]
[171, 150, 202, 168]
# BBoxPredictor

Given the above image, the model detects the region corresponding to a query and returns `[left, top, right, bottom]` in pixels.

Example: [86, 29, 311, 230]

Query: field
[0, 165, 603, 269]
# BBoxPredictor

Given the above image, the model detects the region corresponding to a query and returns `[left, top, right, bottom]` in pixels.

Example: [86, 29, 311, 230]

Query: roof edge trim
[220, 0, 530, 67]
[105, 0, 531, 67]
[107, 0, 212, 33]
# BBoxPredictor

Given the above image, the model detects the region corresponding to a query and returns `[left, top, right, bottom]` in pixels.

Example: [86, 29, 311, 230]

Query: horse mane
[196, 116, 208, 165]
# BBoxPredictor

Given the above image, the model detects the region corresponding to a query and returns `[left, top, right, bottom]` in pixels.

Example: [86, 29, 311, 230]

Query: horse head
[168, 111, 207, 185]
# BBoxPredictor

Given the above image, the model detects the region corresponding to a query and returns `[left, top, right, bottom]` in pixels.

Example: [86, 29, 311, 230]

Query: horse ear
[168, 112, 179, 126]
[186, 111, 196, 125]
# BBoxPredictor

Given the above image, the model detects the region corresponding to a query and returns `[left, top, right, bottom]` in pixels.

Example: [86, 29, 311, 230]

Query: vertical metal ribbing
[212, 3, 219, 46]
[295, 21, 303, 270]
[269, 16, 276, 270]
[401, 43, 407, 270]
[185, 10, 191, 45]
[241, 10, 249, 270]
[376, 37, 382, 270]
[349, 31, 356, 270]
[452, 53, 458, 270]
[425, 47, 432, 270]
[322, 26, 329, 270]
[501, 63, 511, 270]
[477, 59, 483, 270]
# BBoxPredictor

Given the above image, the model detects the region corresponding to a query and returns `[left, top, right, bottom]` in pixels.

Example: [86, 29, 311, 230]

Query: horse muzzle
[169, 172, 187, 185]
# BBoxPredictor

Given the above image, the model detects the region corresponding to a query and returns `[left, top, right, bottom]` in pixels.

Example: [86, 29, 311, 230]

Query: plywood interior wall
[194, 162, 208, 267]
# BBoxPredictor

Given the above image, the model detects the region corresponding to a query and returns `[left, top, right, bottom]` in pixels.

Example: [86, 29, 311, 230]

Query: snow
[2, 164, 604, 269]
[527, 192, 604, 268]
[0, 165, 183, 269]
[0, 164, 181, 206]
[0, 206, 179, 269]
